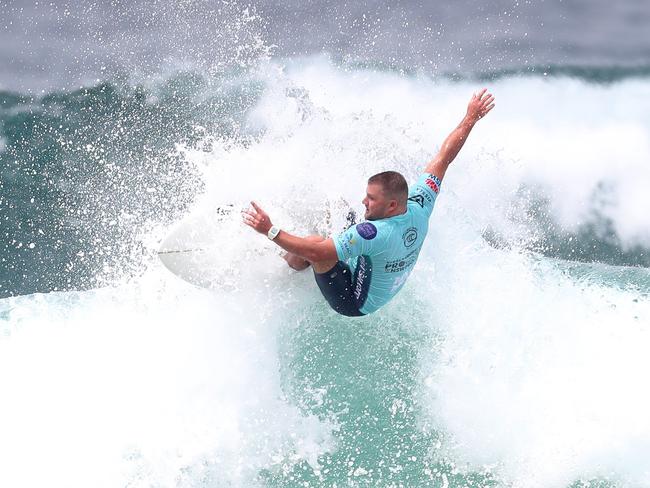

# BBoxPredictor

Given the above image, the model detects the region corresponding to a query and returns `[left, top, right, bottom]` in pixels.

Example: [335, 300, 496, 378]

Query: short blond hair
[368, 171, 408, 205]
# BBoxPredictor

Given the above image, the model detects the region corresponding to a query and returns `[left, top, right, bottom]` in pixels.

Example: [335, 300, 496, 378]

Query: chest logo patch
[357, 222, 378, 240]
[403, 227, 418, 247]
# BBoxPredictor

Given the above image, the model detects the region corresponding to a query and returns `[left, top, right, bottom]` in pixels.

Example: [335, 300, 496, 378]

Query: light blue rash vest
[333, 173, 441, 315]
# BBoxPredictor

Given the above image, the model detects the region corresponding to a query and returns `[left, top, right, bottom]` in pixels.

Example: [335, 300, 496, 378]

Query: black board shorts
[313, 261, 365, 317]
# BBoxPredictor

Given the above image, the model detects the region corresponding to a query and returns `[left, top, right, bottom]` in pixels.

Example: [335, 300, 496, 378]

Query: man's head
[363, 171, 408, 220]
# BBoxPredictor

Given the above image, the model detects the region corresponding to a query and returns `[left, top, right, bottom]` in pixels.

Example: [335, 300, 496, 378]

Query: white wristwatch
[267, 225, 281, 240]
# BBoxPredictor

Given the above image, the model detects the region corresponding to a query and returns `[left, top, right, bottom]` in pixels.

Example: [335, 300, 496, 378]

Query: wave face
[2, 16, 650, 488]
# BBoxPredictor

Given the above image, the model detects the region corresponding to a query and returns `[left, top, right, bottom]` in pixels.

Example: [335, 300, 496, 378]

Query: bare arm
[242, 202, 338, 262]
[425, 89, 495, 182]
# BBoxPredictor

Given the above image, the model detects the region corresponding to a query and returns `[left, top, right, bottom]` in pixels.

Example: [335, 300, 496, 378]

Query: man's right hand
[242, 201, 273, 235]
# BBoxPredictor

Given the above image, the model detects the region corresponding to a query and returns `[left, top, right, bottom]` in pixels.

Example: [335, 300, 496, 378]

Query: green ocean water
[3, 64, 649, 299]
[267, 306, 495, 488]
[0, 73, 260, 297]
[1, 59, 650, 488]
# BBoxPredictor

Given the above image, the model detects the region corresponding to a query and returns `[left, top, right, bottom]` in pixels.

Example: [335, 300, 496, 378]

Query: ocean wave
[474, 64, 650, 84]
[1, 55, 650, 487]
[2, 56, 649, 299]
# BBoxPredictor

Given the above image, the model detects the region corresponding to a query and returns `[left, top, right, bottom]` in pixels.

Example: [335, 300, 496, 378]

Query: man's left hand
[466, 88, 495, 123]
[242, 201, 273, 235]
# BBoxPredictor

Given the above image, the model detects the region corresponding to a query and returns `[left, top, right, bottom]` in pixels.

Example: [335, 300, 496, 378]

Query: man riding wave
[243, 89, 495, 316]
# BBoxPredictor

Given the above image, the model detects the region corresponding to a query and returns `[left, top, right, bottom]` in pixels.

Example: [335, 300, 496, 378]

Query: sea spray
[419, 245, 650, 487]
[0, 269, 337, 488]
[1, 56, 650, 487]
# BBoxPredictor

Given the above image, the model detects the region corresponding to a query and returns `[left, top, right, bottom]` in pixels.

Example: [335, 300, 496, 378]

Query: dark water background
[2, 0, 650, 93]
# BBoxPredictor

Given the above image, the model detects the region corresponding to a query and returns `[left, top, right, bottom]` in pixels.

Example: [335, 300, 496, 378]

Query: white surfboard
[157, 204, 274, 290]
[157, 199, 358, 289]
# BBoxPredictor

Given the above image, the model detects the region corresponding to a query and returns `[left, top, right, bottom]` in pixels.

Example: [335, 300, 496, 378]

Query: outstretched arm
[425, 89, 495, 182]
[242, 202, 338, 262]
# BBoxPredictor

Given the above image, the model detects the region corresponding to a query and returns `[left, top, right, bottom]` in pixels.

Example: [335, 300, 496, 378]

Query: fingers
[481, 93, 494, 104]
[472, 88, 494, 103]
[476, 90, 494, 104]
[471, 89, 495, 119]
[241, 208, 256, 228]
[241, 201, 272, 233]
[242, 206, 262, 223]
[243, 202, 263, 220]
[481, 103, 495, 117]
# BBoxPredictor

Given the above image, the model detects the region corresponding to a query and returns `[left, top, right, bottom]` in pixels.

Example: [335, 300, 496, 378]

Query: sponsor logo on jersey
[356, 222, 377, 240]
[338, 233, 353, 256]
[415, 187, 433, 203]
[384, 249, 419, 273]
[425, 176, 440, 194]
[408, 195, 425, 208]
[353, 255, 372, 308]
[402, 227, 418, 247]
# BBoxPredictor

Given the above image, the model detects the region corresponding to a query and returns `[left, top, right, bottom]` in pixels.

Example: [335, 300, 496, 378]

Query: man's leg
[284, 253, 311, 271]
[290, 235, 361, 316]
[283, 235, 323, 270]
[283, 235, 338, 273]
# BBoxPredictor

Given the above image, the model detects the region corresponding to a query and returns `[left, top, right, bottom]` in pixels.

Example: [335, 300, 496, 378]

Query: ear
[388, 199, 398, 210]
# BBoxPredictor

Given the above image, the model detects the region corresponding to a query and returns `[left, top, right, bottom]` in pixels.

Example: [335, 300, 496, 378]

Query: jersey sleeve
[407, 173, 442, 217]
[333, 221, 384, 262]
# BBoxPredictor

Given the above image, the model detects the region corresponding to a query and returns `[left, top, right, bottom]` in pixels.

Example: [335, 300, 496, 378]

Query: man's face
[362, 183, 395, 221]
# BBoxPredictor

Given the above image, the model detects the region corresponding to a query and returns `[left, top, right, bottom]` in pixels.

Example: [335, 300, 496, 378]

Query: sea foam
[0, 271, 336, 488]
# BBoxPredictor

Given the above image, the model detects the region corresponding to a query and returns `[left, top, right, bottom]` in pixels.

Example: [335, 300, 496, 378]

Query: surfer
[243, 89, 495, 316]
